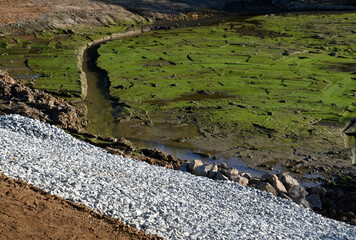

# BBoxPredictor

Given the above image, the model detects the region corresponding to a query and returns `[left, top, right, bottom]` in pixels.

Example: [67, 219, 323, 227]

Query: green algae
[96, 13, 355, 147]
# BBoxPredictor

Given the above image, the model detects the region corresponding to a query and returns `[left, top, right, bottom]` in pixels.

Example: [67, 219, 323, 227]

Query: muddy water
[82, 33, 268, 176]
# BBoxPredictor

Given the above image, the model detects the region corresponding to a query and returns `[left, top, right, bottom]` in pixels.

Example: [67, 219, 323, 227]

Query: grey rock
[221, 167, 239, 180]
[188, 159, 203, 172]
[179, 162, 189, 172]
[288, 185, 308, 200]
[192, 164, 214, 177]
[279, 173, 300, 191]
[306, 194, 322, 211]
[233, 176, 249, 186]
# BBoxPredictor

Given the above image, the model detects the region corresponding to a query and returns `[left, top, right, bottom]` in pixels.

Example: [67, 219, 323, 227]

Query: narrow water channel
[82, 36, 270, 177]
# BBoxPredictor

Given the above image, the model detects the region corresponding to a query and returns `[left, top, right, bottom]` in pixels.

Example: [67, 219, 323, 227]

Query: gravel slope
[0, 115, 355, 240]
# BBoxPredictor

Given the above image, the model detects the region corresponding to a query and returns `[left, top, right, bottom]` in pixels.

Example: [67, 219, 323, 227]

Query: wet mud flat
[85, 12, 355, 180]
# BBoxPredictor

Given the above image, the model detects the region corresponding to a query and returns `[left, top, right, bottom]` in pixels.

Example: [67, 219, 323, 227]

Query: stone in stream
[279, 172, 300, 191]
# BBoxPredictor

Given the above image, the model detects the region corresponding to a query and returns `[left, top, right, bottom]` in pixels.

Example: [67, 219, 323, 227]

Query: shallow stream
[82, 18, 272, 177]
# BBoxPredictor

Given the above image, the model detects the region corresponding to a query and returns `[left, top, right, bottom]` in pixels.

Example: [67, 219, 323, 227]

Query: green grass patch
[0, 23, 138, 99]
[97, 13, 356, 142]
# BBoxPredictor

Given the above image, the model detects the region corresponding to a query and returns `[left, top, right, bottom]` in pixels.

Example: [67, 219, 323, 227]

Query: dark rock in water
[141, 148, 179, 164]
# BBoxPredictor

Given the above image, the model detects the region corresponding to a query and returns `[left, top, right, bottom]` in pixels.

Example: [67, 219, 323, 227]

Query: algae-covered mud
[0, 24, 134, 99]
[96, 13, 356, 171]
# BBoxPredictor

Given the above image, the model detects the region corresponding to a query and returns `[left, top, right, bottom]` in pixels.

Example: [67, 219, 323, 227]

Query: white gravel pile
[0, 115, 355, 239]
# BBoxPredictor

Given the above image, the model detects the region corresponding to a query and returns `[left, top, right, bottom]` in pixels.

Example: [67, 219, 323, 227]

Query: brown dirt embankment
[0, 172, 161, 240]
[0, 0, 50, 26]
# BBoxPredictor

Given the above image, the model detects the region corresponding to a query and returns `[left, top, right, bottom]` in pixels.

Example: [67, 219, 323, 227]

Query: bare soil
[0, 172, 160, 240]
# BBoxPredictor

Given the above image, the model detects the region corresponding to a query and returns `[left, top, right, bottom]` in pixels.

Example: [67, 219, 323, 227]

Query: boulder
[214, 171, 229, 181]
[179, 162, 189, 172]
[233, 176, 249, 186]
[207, 163, 219, 178]
[192, 164, 214, 177]
[306, 194, 322, 211]
[257, 182, 278, 196]
[188, 159, 203, 172]
[279, 172, 300, 191]
[288, 185, 308, 200]
[261, 173, 287, 194]
[221, 167, 239, 180]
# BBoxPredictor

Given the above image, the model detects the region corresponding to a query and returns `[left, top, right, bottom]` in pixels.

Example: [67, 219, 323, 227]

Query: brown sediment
[0, 172, 161, 240]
